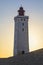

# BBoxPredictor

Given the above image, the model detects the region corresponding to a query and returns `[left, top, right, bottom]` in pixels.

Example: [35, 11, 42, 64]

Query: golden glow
[29, 19, 43, 51]
[0, 22, 14, 58]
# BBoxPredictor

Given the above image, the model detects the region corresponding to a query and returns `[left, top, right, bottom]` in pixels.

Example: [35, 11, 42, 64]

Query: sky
[0, 0, 43, 58]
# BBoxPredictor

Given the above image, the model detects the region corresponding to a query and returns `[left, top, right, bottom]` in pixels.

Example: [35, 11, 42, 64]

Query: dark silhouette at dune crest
[0, 48, 43, 65]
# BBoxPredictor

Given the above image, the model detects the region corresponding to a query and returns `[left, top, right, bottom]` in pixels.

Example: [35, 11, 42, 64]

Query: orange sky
[0, 0, 43, 58]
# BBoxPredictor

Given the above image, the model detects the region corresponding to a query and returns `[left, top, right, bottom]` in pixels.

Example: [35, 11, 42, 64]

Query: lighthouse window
[24, 19, 25, 21]
[22, 23, 24, 26]
[22, 28, 24, 31]
[18, 19, 19, 21]
[22, 51, 25, 54]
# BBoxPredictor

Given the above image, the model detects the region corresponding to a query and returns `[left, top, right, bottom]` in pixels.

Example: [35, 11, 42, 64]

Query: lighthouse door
[22, 51, 25, 54]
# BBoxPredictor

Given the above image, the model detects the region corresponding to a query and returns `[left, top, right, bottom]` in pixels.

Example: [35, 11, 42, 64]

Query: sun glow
[29, 21, 43, 52]
[29, 32, 38, 51]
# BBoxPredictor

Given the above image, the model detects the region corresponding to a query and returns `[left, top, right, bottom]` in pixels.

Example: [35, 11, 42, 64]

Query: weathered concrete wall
[14, 16, 29, 55]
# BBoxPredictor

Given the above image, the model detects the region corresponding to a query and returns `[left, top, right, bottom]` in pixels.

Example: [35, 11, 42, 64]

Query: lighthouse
[14, 6, 29, 56]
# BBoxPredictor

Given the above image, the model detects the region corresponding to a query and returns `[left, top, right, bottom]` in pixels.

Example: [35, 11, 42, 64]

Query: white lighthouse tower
[14, 6, 29, 56]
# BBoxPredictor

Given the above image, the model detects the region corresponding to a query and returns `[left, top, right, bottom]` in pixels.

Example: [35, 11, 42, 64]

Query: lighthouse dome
[18, 6, 25, 16]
